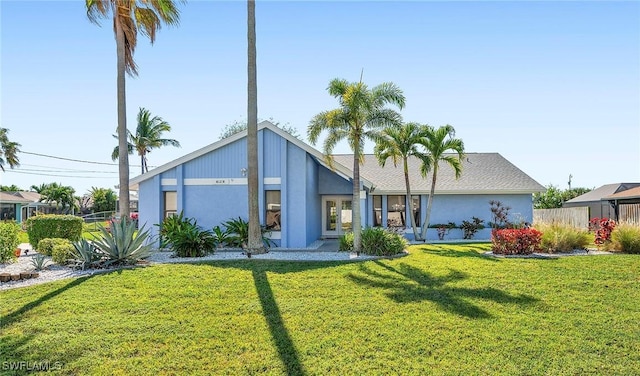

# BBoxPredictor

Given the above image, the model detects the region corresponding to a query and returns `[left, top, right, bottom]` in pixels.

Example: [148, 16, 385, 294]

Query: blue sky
[1, 0, 639, 195]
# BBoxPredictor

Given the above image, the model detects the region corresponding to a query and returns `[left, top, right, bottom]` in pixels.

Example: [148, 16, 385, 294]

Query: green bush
[222, 217, 274, 248]
[0, 221, 21, 263]
[339, 227, 407, 256]
[339, 232, 354, 251]
[537, 223, 591, 253]
[26, 214, 82, 249]
[611, 223, 640, 254]
[37, 238, 72, 256]
[52, 241, 75, 265]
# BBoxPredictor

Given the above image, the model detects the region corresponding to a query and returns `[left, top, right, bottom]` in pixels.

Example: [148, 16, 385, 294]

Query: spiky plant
[71, 239, 103, 270]
[30, 254, 52, 271]
[93, 219, 152, 265]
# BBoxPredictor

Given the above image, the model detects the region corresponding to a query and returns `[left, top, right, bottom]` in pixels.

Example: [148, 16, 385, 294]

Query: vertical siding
[138, 175, 162, 245]
[183, 139, 248, 178]
[161, 168, 176, 179]
[262, 129, 282, 177]
[183, 185, 249, 230]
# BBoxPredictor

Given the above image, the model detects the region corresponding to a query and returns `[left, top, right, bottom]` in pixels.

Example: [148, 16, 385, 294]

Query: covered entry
[321, 196, 352, 237]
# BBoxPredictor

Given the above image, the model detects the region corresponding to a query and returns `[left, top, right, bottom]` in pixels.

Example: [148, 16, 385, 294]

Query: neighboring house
[563, 183, 640, 221]
[604, 186, 640, 223]
[0, 191, 55, 223]
[131, 121, 545, 247]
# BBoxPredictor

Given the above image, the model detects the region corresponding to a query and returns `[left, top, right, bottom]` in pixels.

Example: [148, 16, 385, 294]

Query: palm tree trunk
[420, 166, 438, 241]
[141, 155, 145, 175]
[352, 151, 362, 254]
[404, 158, 420, 241]
[115, 15, 130, 219]
[246, 0, 264, 255]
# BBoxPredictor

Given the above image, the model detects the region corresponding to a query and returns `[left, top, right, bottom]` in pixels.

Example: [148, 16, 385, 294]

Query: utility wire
[4, 170, 137, 179]
[18, 168, 118, 174]
[20, 150, 152, 168]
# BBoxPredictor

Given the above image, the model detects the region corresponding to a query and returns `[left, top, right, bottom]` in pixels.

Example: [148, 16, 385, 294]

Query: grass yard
[1, 243, 639, 375]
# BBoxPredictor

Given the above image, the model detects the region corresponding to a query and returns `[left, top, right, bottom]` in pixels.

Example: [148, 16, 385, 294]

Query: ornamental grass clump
[92, 219, 152, 265]
[611, 223, 640, 254]
[537, 223, 591, 253]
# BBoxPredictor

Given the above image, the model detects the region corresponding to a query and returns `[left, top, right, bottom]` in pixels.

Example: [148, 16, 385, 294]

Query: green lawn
[1, 243, 639, 375]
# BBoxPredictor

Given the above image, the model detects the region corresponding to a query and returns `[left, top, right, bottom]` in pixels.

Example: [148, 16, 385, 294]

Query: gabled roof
[332, 153, 545, 194]
[130, 121, 368, 189]
[0, 191, 41, 204]
[605, 186, 640, 200]
[565, 183, 640, 203]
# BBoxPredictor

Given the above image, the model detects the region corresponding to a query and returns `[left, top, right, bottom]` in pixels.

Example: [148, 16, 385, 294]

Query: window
[164, 191, 177, 218]
[411, 195, 421, 227]
[387, 195, 406, 227]
[265, 190, 281, 230]
[373, 196, 382, 227]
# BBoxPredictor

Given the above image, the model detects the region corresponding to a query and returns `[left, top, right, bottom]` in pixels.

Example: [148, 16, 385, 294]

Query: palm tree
[111, 107, 181, 174]
[374, 122, 430, 241]
[246, 0, 264, 255]
[0, 128, 20, 172]
[419, 124, 465, 241]
[86, 0, 182, 218]
[38, 183, 77, 214]
[309, 78, 405, 254]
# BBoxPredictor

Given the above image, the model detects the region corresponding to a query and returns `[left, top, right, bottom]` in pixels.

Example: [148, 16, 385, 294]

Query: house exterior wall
[368, 193, 534, 241]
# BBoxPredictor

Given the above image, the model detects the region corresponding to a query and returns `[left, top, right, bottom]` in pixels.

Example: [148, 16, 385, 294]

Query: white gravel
[1, 243, 388, 291]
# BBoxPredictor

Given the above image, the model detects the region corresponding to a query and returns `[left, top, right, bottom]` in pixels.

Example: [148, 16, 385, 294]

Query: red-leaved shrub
[589, 217, 616, 245]
[491, 228, 542, 255]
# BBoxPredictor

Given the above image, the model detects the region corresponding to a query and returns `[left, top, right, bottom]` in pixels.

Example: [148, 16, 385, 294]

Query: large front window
[265, 191, 281, 230]
[387, 195, 406, 228]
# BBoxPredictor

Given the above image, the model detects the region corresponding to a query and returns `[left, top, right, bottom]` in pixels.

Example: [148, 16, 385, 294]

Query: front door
[322, 196, 353, 237]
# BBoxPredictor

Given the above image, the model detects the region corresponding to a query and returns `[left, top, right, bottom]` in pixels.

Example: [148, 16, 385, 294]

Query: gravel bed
[1, 245, 392, 291]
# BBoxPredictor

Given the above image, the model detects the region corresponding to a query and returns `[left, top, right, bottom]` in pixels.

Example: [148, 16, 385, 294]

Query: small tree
[489, 200, 511, 229]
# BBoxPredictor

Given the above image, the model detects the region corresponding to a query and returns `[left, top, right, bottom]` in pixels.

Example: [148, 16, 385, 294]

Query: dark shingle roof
[331, 153, 545, 194]
[566, 183, 640, 203]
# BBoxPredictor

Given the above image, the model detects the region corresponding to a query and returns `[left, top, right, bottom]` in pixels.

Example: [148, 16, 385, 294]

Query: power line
[20, 150, 152, 168]
[4, 170, 136, 179]
[18, 168, 118, 174]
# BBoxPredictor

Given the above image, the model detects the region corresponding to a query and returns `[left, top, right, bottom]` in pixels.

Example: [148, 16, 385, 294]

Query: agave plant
[93, 219, 152, 265]
[71, 238, 103, 270]
[30, 254, 52, 271]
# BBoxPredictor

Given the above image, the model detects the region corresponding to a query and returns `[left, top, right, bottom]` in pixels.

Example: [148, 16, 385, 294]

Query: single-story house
[0, 191, 54, 223]
[563, 183, 640, 221]
[131, 121, 545, 247]
[604, 186, 640, 223]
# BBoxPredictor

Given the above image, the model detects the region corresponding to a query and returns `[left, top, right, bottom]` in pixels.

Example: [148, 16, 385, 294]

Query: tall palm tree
[309, 78, 405, 254]
[246, 0, 263, 255]
[0, 128, 20, 172]
[419, 124, 465, 241]
[86, 0, 182, 218]
[374, 122, 430, 241]
[111, 107, 180, 174]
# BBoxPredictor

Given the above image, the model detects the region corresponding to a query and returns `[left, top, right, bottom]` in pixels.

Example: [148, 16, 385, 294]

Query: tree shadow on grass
[346, 260, 539, 319]
[252, 268, 306, 376]
[415, 243, 500, 261]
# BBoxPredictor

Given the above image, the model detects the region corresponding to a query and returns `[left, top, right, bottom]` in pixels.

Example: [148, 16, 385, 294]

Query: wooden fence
[619, 204, 640, 225]
[533, 207, 589, 229]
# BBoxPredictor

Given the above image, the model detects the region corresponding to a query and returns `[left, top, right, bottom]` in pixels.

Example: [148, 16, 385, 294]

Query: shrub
[92, 219, 152, 265]
[429, 222, 457, 240]
[611, 223, 640, 254]
[26, 214, 82, 249]
[37, 238, 72, 256]
[339, 232, 354, 251]
[71, 239, 103, 270]
[222, 217, 274, 248]
[51, 241, 76, 265]
[340, 227, 407, 256]
[461, 217, 485, 239]
[489, 200, 512, 229]
[537, 223, 591, 253]
[157, 212, 191, 249]
[589, 217, 616, 245]
[212, 225, 231, 248]
[491, 228, 542, 255]
[0, 221, 20, 263]
[30, 254, 52, 271]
